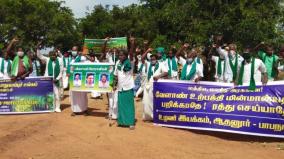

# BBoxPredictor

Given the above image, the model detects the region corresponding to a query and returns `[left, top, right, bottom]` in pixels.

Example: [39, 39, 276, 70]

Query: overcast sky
[59, 0, 140, 18]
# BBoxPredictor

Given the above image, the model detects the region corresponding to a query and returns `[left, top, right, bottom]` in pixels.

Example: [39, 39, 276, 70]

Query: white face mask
[151, 60, 157, 65]
[71, 51, 77, 57]
[137, 55, 142, 61]
[17, 51, 24, 57]
[229, 50, 236, 58]
[186, 58, 193, 64]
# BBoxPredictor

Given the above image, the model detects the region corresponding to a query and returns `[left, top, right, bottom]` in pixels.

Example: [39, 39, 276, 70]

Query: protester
[179, 49, 203, 82]
[216, 43, 244, 83]
[8, 38, 33, 81]
[141, 49, 168, 121]
[62, 51, 71, 89]
[0, 49, 12, 79]
[100, 38, 118, 119]
[114, 49, 135, 129]
[28, 50, 42, 77]
[237, 46, 268, 90]
[165, 47, 179, 79]
[135, 46, 147, 97]
[37, 49, 63, 112]
[69, 47, 89, 116]
[256, 43, 279, 81]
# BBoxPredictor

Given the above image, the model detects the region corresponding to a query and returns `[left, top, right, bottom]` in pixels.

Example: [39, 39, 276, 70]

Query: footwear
[55, 108, 61, 113]
[84, 110, 90, 116]
[129, 126, 135, 130]
[71, 112, 76, 116]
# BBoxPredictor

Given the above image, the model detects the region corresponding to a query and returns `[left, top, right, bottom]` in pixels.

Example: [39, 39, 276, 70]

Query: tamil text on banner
[69, 63, 114, 92]
[0, 77, 54, 114]
[154, 80, 284, 138]
[83, 37, 127, 54]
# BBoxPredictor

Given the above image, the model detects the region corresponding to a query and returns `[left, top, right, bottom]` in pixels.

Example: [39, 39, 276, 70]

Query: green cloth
[167, 57, 178, 77]
[33, 60, 41, 76]
[117, 59, 132, 72]
[217, 57, 225, 77]
[74, 55, 81, 62]
[238, 58, 256, 90]
[1, 59, 11, 74]
[147, 62, 159, 80]
[11, 55, 30, 77]
[117, 89, 135, 126]
[196, 57, 201, 64]
[258, 51, 278, 79]
[112, 54, 118, 63]
[229, 54, 238, 81]
[138, 63, 144, 73]
[180, 61, 196, 80]
[64, 56, 71, 74]
[63, 56, 71, 67]
[48, 58, 60, 86]
[156, 47, 167, 61]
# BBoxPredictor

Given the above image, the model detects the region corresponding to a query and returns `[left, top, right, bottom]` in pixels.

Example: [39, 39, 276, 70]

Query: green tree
[0, 0, 80, 51]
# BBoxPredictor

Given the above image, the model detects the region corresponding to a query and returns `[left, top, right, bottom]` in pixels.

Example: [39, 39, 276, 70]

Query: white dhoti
[135, 76, 146, 97]
[54, 84, 61, 112]
[63, 70, 69, 89]
[142, 83, 153, 121]
[70, 91, 88, 112]
[108, 91, 118, 119]
[91, 91, 101, 98]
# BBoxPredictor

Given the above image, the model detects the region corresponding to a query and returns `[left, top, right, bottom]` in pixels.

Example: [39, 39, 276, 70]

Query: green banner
[83, 37, 127, 53]
[69, 63, 114, 92]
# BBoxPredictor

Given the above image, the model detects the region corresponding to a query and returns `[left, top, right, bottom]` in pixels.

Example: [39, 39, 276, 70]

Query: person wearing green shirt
[257, 45, 279, 81]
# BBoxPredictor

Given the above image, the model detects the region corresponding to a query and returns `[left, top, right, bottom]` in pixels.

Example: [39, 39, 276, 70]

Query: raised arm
[141, 47, 153, 63]
[36, 49, 48, 64]
[253, 42, 265, 52]
[176, 43, 189, 58]
[6, 37, 18, 55]
[129, 37, 135, 62]
[99, 37, 110, 62]
[56, 58, 64, 81]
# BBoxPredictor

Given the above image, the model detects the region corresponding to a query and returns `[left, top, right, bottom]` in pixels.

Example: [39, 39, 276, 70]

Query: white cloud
[58, 0, 140, 18]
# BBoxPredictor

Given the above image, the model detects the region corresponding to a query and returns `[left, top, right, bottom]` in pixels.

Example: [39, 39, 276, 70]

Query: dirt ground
[0, 92, 284, 159]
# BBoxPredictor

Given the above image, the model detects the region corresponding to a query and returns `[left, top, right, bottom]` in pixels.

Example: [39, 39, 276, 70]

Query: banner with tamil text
[0, 77, 54, 114]
[154, 80, 284, 138]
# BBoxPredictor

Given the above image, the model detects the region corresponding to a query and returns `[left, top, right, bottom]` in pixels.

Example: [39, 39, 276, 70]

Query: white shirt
[114, 60, 135, 91]
[145, 61, 168, 83]
[30, 60, 41, 77]
[211, 56, 226, 81]
[0, 58, 12, 78]
[37, 50, 63, 81]
[165, 57, 179, 78]
[242, 58, 266, 83]
[179, 56, 203, 72]
[137, 61, 147, 77]
[181, 61, 203, 81]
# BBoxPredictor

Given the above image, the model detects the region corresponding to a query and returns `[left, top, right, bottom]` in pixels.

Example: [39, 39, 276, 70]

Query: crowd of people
[1, 36, 284, 130]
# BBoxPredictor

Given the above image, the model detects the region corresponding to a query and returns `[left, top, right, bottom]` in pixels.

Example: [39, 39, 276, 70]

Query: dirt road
[0, 93, 283, 159]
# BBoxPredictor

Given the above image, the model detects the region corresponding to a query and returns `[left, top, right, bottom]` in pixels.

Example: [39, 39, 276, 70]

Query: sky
[59, 0, 140, 18]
